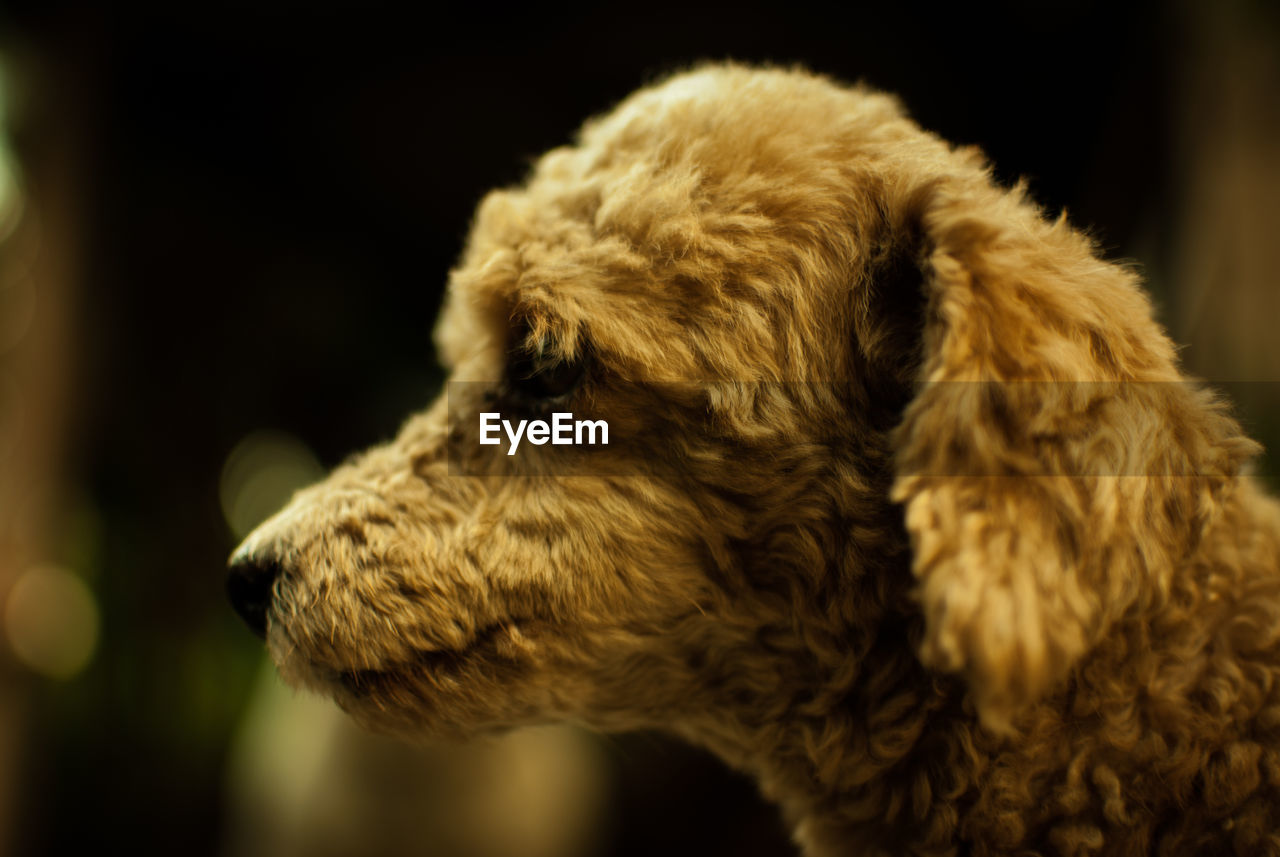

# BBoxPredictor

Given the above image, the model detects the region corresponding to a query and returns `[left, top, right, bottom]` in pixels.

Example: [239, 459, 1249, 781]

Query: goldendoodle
[228, 64, 1280, 856]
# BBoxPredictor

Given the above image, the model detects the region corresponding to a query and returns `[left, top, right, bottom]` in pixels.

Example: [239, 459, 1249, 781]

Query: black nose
[226, 555, 283, 639]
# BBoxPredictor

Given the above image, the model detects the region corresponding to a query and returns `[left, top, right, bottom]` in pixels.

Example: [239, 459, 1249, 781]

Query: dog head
[229, 64, 1257, 741]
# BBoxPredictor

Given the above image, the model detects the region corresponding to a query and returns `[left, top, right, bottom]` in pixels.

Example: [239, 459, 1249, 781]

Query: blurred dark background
[0, 2, 1276, 856]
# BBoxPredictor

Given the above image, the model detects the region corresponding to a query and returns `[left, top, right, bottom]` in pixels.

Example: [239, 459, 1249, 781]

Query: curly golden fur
[229, 64, 1280, 856]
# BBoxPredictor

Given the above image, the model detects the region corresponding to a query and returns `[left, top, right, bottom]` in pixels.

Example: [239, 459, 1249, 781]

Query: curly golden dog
[228, 64, 1280, 856]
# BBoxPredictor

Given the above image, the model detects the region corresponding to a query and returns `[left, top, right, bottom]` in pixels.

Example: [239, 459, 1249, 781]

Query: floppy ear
[872, 171, 1260, 731]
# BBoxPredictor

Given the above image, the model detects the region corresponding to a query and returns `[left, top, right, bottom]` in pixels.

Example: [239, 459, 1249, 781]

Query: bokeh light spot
[4, 563, 99, 679]
[0, 57, 23, 246]
[220, 430, 325, 541]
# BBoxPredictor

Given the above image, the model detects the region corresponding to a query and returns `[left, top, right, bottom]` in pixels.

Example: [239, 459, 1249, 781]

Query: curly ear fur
[880, 170, 1261, 731]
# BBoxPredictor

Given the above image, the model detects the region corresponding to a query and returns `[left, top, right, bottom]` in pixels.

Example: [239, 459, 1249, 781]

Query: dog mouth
[330, 619, 528, 701]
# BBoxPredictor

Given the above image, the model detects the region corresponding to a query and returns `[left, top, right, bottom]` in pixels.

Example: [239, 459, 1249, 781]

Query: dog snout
[226, 552, 285, 639]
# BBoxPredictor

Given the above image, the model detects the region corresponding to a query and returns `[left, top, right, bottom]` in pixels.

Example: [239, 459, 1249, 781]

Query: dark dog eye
[507, 343, 586, 401]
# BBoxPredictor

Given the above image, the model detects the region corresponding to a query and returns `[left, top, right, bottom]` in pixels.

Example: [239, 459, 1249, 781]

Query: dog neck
[680, 613, 973, 856]
[669, 538, 976, 857]
[675, 477, 1280, 857]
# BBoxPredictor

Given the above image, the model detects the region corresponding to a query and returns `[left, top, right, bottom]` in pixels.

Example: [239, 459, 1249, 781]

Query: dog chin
[270, 619, 545, 739]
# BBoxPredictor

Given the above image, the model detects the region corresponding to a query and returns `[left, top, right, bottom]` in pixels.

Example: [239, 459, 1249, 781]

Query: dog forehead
[442, 66, 917, 378]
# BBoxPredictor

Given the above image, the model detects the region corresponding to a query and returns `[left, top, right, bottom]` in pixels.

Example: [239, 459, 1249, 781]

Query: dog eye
[507, 346, 586, 401]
